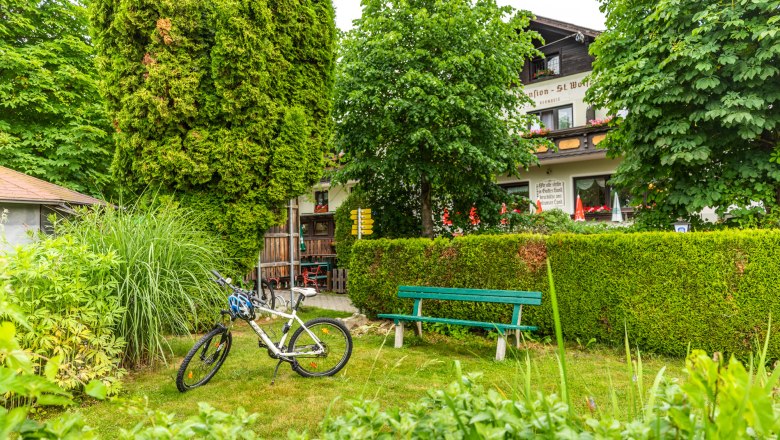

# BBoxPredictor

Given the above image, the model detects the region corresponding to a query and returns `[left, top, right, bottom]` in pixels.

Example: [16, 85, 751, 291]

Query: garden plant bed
[70, 308, 682, 438]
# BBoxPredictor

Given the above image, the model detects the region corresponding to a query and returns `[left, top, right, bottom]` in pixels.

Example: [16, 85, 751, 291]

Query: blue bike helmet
[228, 292, 254, 320]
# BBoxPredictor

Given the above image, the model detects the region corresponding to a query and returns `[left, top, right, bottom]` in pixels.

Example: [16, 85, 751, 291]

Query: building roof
[531, 15, 602, 39]
[0, 166, 104, 205]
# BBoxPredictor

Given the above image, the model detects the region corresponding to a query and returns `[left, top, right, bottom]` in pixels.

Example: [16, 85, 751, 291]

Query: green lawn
[74, 307, 684, 438]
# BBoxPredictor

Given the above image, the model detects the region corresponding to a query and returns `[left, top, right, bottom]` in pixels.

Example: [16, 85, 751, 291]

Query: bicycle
[176, 270, 353, 392]
[253, 277, 286, 312]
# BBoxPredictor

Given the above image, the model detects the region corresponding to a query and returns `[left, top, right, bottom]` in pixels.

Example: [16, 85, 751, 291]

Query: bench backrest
[397, 285, 542, 306]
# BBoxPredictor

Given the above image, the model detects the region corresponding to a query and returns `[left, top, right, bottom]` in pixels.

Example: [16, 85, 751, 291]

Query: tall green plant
[3, 234, 126, 396]
[333, 189, 372, 269]
[587, 0, 780, 224]
[89, 0, 337, 269]
[0, 0, 113, 196]
[59, 204, 227, 367]
[334, 0, 546, 238]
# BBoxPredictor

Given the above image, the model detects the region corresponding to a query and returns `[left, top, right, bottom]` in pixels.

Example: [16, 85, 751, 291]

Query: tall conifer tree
[90, 0, 336, 267]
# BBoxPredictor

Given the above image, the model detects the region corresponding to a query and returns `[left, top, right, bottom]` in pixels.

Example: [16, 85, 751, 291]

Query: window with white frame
[573, 175, 631, 213]
[500, 182, 530, 212]
[529, 105, 574, 131]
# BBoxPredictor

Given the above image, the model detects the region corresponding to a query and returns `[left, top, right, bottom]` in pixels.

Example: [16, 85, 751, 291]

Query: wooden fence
[331, 269, 348, 294]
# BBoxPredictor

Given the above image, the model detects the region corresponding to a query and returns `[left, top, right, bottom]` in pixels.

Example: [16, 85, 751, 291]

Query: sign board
[522, 71, 590, 110]
[351, 208, 374, 236]
[673, 221, 690, 233]
[535, 179, 566, 210]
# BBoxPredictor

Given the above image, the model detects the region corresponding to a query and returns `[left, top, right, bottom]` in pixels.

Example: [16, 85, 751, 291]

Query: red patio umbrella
[574, 195, 585, 222]
[536, 199, 543, 214]
[469, 206, 480, 225]
[442, 208, 453, 226]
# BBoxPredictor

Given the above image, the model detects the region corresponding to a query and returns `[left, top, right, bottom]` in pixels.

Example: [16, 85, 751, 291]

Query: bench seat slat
[396, 292, 541, 305]
[399, 286, 542, 299]
[377, 314, 538, 332]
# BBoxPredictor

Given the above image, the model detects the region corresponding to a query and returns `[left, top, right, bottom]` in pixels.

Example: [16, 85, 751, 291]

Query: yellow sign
[350, 208, 373, 236]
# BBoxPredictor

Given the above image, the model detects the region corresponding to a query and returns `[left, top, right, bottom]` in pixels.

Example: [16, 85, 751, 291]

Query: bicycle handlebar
[211, 269, 253, 297]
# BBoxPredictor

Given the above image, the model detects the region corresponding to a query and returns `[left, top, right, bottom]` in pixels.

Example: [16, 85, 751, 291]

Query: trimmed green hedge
[349, 230, 780, 357]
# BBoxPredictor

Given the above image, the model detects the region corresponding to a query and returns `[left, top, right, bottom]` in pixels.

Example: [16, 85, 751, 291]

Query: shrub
[1, 291, 257, 439]
[58, 203, 227, 367]
[349, 230, 780, 357]
[307, 351, 780, 439]
[333, 189, 372, 269]
[90, 0, 336, 270]
[120, 401, 261, 439]
[2, 234, 126, 396]
[0, 292, 106, 438]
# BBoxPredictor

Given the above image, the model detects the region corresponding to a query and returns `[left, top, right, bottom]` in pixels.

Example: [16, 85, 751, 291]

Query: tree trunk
[421, 175, 434, 238]
[776, 185, 780, 207]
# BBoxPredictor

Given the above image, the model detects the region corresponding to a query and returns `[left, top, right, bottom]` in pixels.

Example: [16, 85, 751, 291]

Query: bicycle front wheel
[176, 325, 232, 392]
[290, 318, 352, 377]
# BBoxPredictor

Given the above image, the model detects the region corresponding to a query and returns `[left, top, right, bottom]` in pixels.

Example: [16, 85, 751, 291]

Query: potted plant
[584, 205, 612, 220]
[586, 115, 614, 127]
[533, 68, 557, 79]
[522, 128, 550, 139]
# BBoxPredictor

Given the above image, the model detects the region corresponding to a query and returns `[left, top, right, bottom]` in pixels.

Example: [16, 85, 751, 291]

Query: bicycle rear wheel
[176, 325, 232, 392]
[259, 279, 276, 311]
[289, 318, 352, 377]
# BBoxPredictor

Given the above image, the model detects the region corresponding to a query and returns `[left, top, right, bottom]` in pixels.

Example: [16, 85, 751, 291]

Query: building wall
[499, 156, 622, 215]
[0, 203, 40, 251]
[299, 181, 354, 215]
[522, 70, 609, 125]
[521, 32, 596, 82]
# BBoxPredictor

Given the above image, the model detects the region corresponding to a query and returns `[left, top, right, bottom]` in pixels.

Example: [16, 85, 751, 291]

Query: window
[314, 190, 328, 213]
[573, 175, 631, 212]
[500, 182, 530, 212]
[313, 220, 330, 236]
[531, 54, 560, 80]
[529, 105, 573, 131]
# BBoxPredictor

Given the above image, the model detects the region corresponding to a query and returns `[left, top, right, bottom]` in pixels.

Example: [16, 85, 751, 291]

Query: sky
[333, 0, 607, 32]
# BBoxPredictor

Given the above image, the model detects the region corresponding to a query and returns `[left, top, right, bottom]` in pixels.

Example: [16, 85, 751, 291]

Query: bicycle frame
[236, 297, 327, 359]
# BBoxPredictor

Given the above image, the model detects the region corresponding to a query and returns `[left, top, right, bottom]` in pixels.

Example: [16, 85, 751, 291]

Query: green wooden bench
[377, 286, 542, 361]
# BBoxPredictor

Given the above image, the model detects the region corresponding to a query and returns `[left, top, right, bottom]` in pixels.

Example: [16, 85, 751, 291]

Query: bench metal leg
[394, 322, 405, 348]
[496, 334, 507, 361]
[414, 300, 424, 337]
[515, 330, 521, 349]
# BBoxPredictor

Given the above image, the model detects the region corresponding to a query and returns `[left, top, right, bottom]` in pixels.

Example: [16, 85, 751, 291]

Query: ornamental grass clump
[59, 203, 227, 367]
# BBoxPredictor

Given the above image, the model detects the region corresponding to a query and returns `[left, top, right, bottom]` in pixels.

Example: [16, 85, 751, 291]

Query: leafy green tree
[0, 0, 113, 195]
[334, 0, 545, 238]
[90, 0, 336, 267]
[587, 0, 780, 225]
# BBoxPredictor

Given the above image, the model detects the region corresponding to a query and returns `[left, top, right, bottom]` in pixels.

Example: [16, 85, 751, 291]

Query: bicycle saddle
[292, 287, 318, 297]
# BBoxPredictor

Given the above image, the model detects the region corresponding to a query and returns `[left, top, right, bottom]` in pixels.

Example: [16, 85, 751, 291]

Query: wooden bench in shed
[377, 286, 542, 361]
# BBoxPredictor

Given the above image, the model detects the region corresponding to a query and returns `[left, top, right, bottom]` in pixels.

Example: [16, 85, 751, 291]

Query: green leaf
[44, 355, 62, 381]
[84, 380, 107, 400]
